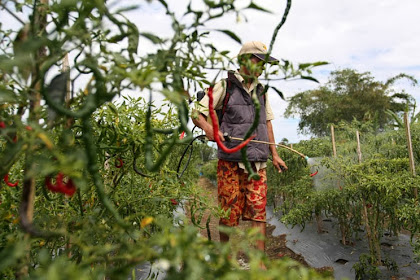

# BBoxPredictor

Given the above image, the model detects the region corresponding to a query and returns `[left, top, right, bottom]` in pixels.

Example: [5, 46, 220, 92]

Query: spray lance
[223, 133, 308, 160]
[176, 131, 317, 178]
[222, 133, 320, 176]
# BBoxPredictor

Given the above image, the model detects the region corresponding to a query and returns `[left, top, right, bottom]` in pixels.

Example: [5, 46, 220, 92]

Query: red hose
[207, 87, 255, 153]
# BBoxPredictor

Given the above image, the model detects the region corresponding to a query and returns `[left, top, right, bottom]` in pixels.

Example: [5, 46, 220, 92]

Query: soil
[189, 177, 334, 275]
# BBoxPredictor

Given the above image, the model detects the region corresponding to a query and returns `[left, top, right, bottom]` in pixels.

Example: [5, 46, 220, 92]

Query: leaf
[0, 88, 18, 104]
[385, 109, 404, 128]
[312, 61, 329, 67]
[247, 2, 272, 13]
[0, 242, 27, 272]
[300, 75, 319, 83]
[109, 34, 126, 43]
[113, 5, 139, 14]
[0, 140, 26, 178]
[299, 61, 329, 70]
[140, 32, 163, 44]
[215, 29, 241, 44]
[127, 23, 140, 56]
[298, 63, 312, 70]
[107, 103, 119, 115]
[271, 87, 285, 100]
[204, 0, 216, 8]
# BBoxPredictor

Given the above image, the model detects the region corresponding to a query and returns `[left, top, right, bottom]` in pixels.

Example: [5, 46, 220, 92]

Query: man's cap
[238, 41, 278, 63]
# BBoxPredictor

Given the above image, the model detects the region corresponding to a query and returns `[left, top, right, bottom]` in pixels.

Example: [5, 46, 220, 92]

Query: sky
[1, 0, 420, 143]
[123, 0, 420, 143]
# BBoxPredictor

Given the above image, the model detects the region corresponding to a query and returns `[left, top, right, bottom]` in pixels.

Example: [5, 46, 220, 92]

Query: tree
[284, 69, 416, 137]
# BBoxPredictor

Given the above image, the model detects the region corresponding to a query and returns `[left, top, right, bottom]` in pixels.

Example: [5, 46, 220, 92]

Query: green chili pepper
[144, 91, 185, 172]
[82, 118, 128, 228]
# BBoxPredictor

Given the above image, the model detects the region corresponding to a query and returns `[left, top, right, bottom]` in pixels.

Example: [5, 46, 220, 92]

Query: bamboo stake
[404, 112, 418, 198]
[331, 124, 337, 157]
[356, 130, 362, 163]
[62, 54, 74, 128]
[62, 53, 71, 104]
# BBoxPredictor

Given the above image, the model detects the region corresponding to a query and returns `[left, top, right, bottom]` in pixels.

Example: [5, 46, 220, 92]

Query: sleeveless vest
[217, 71, 269, 162]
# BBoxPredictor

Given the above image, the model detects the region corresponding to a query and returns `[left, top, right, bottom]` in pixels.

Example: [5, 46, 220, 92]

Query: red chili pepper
[115, 158, 123, 168]
[45, 173, 76, 196]
[25, 126, 33, 131]
[3, 174, 18, 187]
[0, 122, 5, 129]
[207, 87, 255, 153]
[179, 131, 185, 140]
[310, 171, 318, 177]
[170, 199, 178, 205]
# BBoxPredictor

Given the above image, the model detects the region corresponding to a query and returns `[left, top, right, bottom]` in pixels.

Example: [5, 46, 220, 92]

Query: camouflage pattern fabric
[217, 159, 267, 227]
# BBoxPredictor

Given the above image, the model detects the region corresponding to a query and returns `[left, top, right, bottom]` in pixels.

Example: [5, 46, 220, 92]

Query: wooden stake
[331, 125, 337, 157]
[404, 112, 418, 198]
[62, 53, 71, 104]
[356, 130, 362, 163]
[62, 54, 74, 128]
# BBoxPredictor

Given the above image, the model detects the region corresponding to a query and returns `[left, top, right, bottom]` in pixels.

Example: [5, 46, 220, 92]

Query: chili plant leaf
[140, 32, 163, 44]
[271, 86, 285, 100]
[0, 88, 18, 104]
[215, 29, 241, 44]
[300, 75, 319, 83]
[247, 2, 272, 13]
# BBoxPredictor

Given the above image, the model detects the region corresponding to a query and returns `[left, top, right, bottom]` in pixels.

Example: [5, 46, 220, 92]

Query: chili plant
[0, 0, 331, 278]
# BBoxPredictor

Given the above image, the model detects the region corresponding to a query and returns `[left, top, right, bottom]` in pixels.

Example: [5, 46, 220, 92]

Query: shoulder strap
[258, 84, 266, 106]
[217, 78, 234, 125]
[221, 78, 232, 116]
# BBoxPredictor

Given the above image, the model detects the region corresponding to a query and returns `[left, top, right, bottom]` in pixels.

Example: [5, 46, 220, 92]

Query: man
[192, 41, 287, 253]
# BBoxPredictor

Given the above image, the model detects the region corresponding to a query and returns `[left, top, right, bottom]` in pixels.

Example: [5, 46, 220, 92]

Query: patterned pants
[217, 159, 267, 227]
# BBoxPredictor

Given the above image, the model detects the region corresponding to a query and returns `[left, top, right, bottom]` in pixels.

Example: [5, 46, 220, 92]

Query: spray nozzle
[223, 132, 231, 142]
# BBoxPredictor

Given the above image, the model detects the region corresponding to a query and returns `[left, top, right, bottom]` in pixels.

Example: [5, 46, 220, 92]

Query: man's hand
[272, 154, 287, 173]
[266, 120, 287, 172]
[192, 110, 225, 142]
[204, 126, 225, 142]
